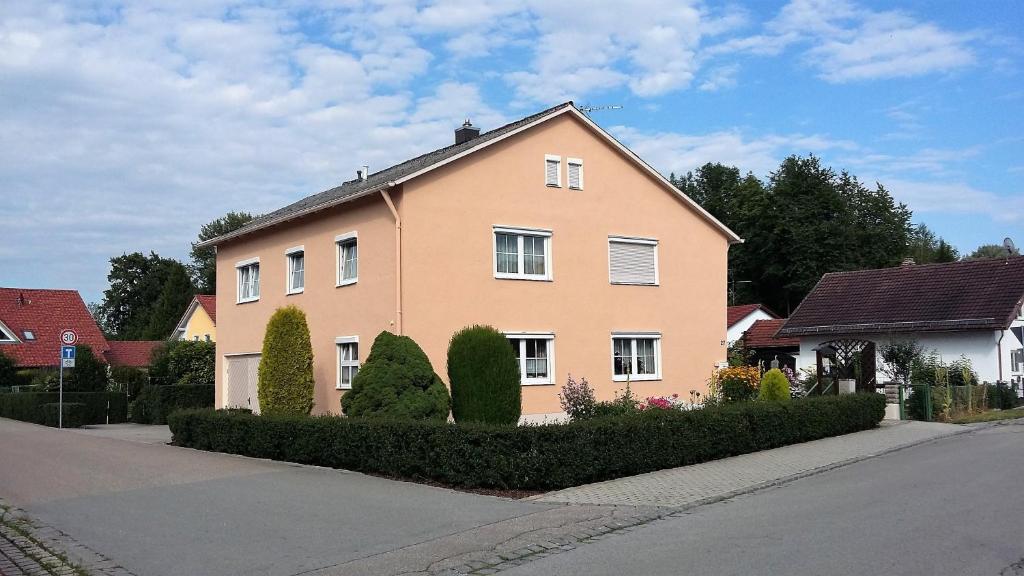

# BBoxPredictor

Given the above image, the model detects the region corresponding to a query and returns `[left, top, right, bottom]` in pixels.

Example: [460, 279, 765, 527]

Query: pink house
[199, 103, 741, 418]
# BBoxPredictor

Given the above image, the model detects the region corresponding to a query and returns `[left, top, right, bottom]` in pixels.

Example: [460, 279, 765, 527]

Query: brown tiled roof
[742, 319, 800, 348]
[106, 341, 162, 368]
[779, 257, 1024, 337]
[195, 295, 216, 324]
[0, 288, 110, 368]
[727, 304, 778, 327]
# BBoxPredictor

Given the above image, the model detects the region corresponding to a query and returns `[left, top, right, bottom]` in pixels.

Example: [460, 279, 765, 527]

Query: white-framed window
[494, 226, 552, 281]
[236, 258, 260, 303]
[336, 336, 360, 389]
[286, 246, 304, 294]
[505, 332, 555, 385]
[0, 322, 18, 343]
[611, 333, 662, 381]
[336, 232, 358, 286]
[608, 236, 659, 286]
[544, 154, 561, 187]
[567, 158, 584, 190]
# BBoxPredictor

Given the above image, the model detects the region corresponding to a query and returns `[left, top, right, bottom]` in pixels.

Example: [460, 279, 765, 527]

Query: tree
[935, 239, 959, 262]
[680, 155, 912, 315]
[257, 306, 315, 416]
[190, 212, 254, 293]
[0, 348, 17, 387]
[341, 331, 450, 421]
[758, 369, 790, 403]
[880, 340, 923, 387]
[141, 264, 196, 339]
[99, 252, 188, 340]
[967, 244, 1018, 259]
[905, 224, 959, 263]
[447, 325, 521, 424]
[67, 345, 108, 392]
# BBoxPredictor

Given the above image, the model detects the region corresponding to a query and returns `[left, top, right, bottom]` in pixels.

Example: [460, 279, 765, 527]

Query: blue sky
[1, 0, 1021, 304]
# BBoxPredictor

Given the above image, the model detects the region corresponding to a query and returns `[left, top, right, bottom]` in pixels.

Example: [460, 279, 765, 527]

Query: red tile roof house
[726, 304, 778, 344]
[0, 288, 161, 373]
[740, 318, 801, 372]
[777, 257, 1024, 392]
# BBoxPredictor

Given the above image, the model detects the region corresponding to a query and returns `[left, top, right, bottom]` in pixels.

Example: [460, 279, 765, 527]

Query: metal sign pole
[58, 360, 64, 429]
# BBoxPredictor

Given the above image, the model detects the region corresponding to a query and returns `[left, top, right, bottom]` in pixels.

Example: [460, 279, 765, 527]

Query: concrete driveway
[0, 418, 554, 576]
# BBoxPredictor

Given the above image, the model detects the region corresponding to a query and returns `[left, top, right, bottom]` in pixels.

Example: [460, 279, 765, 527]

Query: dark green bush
[66, 345, 109, 392]
[0, 349, 17, 387]
[150, 340, 215, 386]
[448, 325, 521, 424]
[130, 384, 215, 424]
[341, 331, 450, 421]
[987, 384, 1017, 410]
[258, 306, 315, 416]
[41, 402, 85, 428]
[0, 392, 127, 425]
[171, 393, 885, 490]
[110, 366, 149, 399]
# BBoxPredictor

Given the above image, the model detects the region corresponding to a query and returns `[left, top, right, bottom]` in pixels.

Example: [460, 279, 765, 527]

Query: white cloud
[881, 179, 1024, 224]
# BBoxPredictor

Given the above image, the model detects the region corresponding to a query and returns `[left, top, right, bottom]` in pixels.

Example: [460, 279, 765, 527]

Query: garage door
[224, 354, 261, 414]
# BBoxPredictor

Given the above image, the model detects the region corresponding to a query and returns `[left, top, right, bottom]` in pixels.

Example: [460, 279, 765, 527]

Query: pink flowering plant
[781, 366, 806, 398]
[559, 374, 596, 421]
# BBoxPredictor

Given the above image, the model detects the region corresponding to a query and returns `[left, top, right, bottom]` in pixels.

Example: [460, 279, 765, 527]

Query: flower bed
[169, 393, 885, 490]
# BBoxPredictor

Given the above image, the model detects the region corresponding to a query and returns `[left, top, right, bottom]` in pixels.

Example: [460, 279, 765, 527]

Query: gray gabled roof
[199, 101, 742, 248]
[198, 102, 577, 248]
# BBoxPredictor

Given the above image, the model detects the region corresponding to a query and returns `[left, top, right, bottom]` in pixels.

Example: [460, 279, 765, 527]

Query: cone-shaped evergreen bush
[257, 306, 315, 416]
[340, 331, 450, 421]
[758, 368, 790, 403]
[447, 325, 521, 424]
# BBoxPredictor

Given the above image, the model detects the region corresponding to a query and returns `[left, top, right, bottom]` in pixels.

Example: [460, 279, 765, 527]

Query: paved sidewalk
[534, 420, 965, 507]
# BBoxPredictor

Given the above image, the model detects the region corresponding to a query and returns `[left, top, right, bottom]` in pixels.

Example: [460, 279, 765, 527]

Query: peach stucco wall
[215, 111, 729, 416]
[400, 113, 729, 414]
[215, 194, 397, 414]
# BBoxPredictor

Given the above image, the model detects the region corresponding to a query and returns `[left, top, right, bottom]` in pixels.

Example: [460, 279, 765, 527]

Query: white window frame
[567, 157, 584, 190]
[0, 321, 19, 343]
[544, 154, 562, 187]
[610, 332, 662, 382]
[335, 232, 358, 287]
[285, 245, 304, 295]
[505, 332, 555, 386]
[608, 236, 660, 286]
[335, 336, 360, 390]
[235, 257, 260, 304]
[493, 226, 553, 281]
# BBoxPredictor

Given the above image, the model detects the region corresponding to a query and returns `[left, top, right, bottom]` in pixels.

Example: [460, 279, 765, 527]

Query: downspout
[998, 330, 1005, 382]
[380, 186, 402, 335]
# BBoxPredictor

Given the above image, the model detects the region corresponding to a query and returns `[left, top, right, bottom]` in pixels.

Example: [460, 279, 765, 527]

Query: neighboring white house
[778, 257, 1024, 387]
[727, 304, 778, 344]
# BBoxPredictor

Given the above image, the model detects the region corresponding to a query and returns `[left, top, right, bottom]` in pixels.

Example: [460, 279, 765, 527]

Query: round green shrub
[758, 368, 790, 403]
[341, 331, 450, 421]
[257, 306, 315, 416]
[447, 325, 521, 425]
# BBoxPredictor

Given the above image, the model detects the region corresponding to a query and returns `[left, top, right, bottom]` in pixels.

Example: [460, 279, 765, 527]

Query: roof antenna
[1004, 237, 1016, 260]
[577, 104, 623, 117]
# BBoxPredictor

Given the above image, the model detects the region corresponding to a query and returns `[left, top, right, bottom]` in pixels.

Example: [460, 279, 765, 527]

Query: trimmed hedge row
[0, 392, 127, 425]
[130, 385, 215, 424]
[170, 393, 885, 490]
[41, 403, 85, 428]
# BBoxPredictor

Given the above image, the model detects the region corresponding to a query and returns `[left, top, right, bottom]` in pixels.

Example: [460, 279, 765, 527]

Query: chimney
[455, 119, 480, 145]
[356, 165, 369, 181]
[901, 257, 915, 266]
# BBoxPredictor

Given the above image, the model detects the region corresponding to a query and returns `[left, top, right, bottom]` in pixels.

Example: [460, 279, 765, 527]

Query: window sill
[336, 279, 358, 288]
[336, 385, 352, 390]
[612, 375, 661, 382]
[610, 282, 659, 287]
[287, 288, 304, 295]
[569, 186, 582, 191]
[545, 183, 561, 188]
[236, 297, 260, 304]
[521, 381, 554, 386]
[494, 274, 552, 282]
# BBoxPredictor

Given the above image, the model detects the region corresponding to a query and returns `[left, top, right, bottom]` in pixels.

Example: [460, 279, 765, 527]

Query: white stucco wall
[797, 329, 1019, 385]
[727, 309, 775, 343]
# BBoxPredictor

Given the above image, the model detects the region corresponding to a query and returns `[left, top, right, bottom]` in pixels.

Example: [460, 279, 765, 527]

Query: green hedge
[130, 385, 215, 424]
[0, 392, 127, 425]
[41, 403, 85, 428]
[170, 393, 885, 490]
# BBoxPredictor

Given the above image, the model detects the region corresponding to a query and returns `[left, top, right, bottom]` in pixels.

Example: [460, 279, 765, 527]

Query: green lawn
[952, 408, 1024, 424]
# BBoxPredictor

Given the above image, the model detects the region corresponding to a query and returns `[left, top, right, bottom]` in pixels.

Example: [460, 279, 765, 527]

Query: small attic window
[23, 330, 35, 341]
[0, 325, 16, 343]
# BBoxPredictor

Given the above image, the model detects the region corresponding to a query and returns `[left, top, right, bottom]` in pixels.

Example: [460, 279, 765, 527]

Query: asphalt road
[504, 421, 1024, 576]
[0, 418, 553, 576]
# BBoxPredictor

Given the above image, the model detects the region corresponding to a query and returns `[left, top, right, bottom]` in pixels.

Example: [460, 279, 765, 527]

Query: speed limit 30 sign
[60, 329, 78, 346]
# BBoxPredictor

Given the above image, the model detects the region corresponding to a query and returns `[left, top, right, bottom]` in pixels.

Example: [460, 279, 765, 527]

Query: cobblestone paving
[534, 420, 965, 507]
[0, 500, 135, 576]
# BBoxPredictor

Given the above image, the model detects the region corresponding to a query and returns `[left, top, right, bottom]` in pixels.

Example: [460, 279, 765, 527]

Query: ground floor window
[336, 337, 359, 389]
[505, 333, 555, 385]
[612, 334, 661, 381]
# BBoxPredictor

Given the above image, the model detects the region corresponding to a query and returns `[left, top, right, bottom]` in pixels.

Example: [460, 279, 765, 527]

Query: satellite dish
[1005, 237, 1017, 256]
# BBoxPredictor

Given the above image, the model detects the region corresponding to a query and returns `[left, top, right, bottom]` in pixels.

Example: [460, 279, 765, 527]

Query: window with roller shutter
[567, 158, 583, 189]
[544, 154, 561, 186]
[608, 237, 658, 285]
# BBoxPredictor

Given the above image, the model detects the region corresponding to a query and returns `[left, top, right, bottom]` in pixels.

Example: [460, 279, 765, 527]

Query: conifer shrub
[448, 325, 521, 424]
[341, 331, 450, 421]
[257, 306, 315, 416]
[758, 368, 790, 403]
